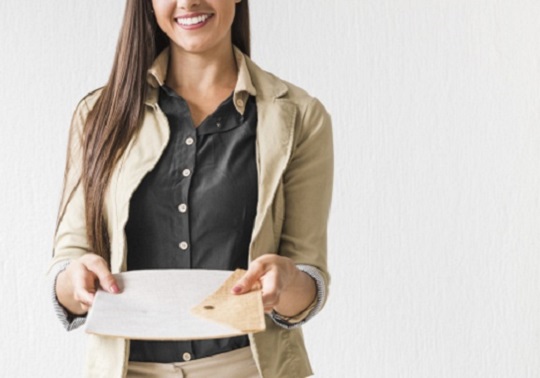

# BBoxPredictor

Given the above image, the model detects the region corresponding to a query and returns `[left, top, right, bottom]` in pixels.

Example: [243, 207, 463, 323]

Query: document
[85, 269, 265, 340]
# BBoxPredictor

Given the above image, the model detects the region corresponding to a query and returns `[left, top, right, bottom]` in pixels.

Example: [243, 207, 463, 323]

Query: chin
[174, 41, 214, 54]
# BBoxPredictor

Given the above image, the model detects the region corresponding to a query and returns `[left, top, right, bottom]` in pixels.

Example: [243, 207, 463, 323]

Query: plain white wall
[1, 1, 539, 377]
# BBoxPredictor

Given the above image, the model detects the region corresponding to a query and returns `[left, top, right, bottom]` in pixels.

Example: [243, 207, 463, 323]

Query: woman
[48, 0, 333, 377]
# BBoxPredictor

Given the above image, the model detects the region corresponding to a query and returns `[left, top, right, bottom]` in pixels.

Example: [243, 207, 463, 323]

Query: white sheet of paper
[84, 269, 247, 340]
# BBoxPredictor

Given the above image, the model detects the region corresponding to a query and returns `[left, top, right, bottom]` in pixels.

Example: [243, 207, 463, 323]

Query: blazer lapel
[112, 96, 170, 271]
[249, 71, 297, 256]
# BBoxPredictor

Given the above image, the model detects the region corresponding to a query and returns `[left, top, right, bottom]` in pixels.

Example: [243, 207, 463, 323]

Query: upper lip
[175, 12, 213, 19]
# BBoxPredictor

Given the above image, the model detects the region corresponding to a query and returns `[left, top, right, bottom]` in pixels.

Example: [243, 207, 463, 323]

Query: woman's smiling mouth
[176, 13, 214, 29]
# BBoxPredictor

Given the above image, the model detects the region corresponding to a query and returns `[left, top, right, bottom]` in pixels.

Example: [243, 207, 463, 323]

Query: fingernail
[110, 284, 119, 294]
[232, 285, 242, 294]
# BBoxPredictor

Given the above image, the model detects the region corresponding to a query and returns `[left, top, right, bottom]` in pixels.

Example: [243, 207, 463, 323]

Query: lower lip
[176, 15, 214, 30]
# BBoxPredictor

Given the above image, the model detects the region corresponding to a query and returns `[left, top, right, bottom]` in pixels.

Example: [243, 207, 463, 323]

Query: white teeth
[177, 14, 211, 26]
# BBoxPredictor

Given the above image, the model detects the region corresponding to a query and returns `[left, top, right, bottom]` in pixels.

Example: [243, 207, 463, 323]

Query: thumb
[84, 259, 120, 294]
[232, 264, 265, 295]
[96, 270, 120, 294]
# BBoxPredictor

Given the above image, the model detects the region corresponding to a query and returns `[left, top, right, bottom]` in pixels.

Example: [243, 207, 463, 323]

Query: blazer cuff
[50, 260, 87, 331]
[269, 264, 327, 329]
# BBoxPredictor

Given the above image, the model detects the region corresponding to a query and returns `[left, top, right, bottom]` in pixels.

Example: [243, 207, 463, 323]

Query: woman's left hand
[232, 254, 316, 316]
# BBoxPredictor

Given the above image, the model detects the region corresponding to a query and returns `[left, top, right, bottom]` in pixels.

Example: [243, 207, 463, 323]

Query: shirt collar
[147, 46, 257, 115]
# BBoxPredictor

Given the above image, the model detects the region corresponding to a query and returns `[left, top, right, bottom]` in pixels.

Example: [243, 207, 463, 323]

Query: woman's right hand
[55, 254, 120, 316]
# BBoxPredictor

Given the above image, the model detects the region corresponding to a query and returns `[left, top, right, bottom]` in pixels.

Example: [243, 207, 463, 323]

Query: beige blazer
[49, 48, 333, 378]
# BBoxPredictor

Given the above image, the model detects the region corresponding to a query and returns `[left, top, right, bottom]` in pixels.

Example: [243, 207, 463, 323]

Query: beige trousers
[127, 347, 260, 378]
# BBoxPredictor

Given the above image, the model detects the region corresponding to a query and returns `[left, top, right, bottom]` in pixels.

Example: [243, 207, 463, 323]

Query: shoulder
[245, 57, 332, 141]
[244, 56, 330, 118]
[67, 87, 105, 137]
[77, 86, 105, 113]
[70, 86, 105, 119]
[246, 57, 332, 157]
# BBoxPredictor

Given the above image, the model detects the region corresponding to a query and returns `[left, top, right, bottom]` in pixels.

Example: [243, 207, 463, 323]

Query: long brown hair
[80, 1, 250, 263]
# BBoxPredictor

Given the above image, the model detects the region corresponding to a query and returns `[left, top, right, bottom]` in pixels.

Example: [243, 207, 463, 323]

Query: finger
[261, 273, 280, 309]
[232, 262, 266, 294]
[78, 292, 95, 308]
[79, 302, 91, 313]
[72, 267, 97, 306]
[73, 286, 96, 308]
[83, 256, 120, 294]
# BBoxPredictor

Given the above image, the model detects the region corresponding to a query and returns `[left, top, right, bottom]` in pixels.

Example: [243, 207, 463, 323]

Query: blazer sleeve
[47, 97, 93, 274]
[279, 96, 334, 310]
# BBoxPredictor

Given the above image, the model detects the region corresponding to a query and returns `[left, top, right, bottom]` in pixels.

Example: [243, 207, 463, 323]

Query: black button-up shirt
[126, 85, 258, 363]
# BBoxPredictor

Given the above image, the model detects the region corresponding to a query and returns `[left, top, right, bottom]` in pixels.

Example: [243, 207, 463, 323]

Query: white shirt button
[179, 241, 189, 250]
[182, 169, 191, 177]
[185, 137, 194, 146]
[178, 203, 187, 213]
[182, 352, 192, 361]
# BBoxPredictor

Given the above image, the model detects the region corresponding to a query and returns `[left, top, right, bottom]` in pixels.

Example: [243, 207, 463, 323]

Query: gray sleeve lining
[269, 264, 327, 329]
[50, 260, 87, 331]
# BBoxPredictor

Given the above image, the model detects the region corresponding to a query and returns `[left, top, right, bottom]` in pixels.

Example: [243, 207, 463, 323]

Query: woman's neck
[165, 41, 238, 97]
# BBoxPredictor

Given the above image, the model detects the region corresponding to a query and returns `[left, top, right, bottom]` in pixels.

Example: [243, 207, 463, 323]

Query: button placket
[176, 124, 196, 262]
[178, 137, 193, 254]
